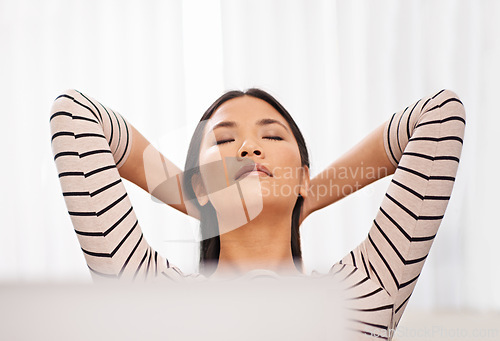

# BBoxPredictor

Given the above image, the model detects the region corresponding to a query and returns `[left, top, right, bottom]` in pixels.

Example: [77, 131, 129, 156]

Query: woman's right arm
[118, 124, 200, 220]
[50, 88, 196, 280]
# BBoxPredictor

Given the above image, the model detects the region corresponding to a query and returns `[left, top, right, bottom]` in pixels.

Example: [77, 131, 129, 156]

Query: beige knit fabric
[50, 88, 465, 340]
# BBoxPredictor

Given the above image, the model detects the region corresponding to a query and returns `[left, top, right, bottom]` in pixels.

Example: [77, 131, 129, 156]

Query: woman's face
[193, 95, 309, 235]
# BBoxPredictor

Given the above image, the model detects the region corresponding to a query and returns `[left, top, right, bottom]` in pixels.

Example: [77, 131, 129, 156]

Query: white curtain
[1, 0, 498, 310]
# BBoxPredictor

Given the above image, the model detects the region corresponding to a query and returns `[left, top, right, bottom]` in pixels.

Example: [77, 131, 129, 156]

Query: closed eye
[216, 139, 234, 145]
[264, 136, 283, 141]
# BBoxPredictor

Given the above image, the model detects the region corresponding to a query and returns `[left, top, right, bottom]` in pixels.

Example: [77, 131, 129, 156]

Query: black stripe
[115, 113, 130, 166]
[406, 100, 421, 140]
[54, 94, 73, 101]
[386, 193, 444, 221]
[96, 193, 127, 217]
[99, 205, 133, 237]
[379, 208, 436, 242]
[91, 179, 121, 197]
[385, 193, 418, 220]
[374, 220, 428, 265]
[134, 249, 149, 279]
[424, 195, 451, 200]
[397, 165, 455, 182]
[54, 151, 78, 160]
[50, 111, 72, 121]
[171, 267, 183, 276]
[347, 287, 383, 300]
[77, 90, 103, 125]
[75, 133, 106, 139]
[342, 268, 357, 282]
[80, 149, 112, 158]
[360, 252, 370, 279]
[73, 115, 99, 123]
[392, 179, 450, 201]
[348, 319, 388, 331]
[418, 215, 445, 221]
[395, 293, 412, 314]
[394, 294, 411, 314]
[432, 89, 446, 99]
[85, 164, 116, 178]
[75, 207, 133, 237]
[403, 152, 459, 163]
[51, 131, 74, 141]
[98, 101, 115, 146]
[386, 192, 419, 219]
[386, 113, 399, 165]
[416, 115, 466, 128]
[409, 136, 463, 144]
[429, 175, 456, 181]
[420, 97, 433, 113]
[81, 220, 138, 257]
[392, 179, 423, 199]
[350, 304, 394, 312]
[396, 106, 408, 153]
[146, 250, 152, 278]
[63, 191, 89, 197]
[350, 251, 357, 267]
[69, 211, 95, 217]
[332, 263, 346, 275]
[59, 93, 100, 122]
[75, 229, 101, 237]
[399, 274, 419, 289]
[59, 171, 84, 178]
[154, 251, 158, 276]
[346, 276, 369, 290]
[424, 97, 464, 114]
[111, 109, 122, 155]
[119, 233, 144, 276]
[369, 261, 386, 291]
[368, 234, 400, 289]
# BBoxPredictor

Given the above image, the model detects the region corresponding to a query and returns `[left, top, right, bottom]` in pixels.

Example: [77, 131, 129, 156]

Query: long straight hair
[182, 88, 310, 276]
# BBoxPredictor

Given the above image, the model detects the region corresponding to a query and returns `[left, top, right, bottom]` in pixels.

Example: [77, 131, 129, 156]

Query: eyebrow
[210, 118, 290, 133]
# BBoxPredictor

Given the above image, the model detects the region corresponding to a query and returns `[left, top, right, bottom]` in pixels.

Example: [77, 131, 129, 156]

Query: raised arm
[335, 89, 466, 338]
[49, 89, 200, 281]
[300, 121, 397, 224]
[64, 90, 201, 220]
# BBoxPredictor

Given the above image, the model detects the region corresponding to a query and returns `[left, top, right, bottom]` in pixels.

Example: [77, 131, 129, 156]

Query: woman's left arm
[299, 122, 397, 225]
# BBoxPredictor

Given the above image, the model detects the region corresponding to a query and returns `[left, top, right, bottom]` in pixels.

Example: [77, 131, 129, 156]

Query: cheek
[198, 147, 226, 195]
[199, 144, 222, 165]
[272, 146, 303, 180]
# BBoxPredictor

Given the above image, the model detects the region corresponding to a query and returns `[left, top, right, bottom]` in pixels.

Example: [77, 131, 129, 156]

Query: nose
[238, 140, 263, 158]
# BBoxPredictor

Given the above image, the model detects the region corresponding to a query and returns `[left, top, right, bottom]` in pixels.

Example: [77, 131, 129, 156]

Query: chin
[206, 176, 264, 233]
[238, 176, 265, 220]
[239, 176, 297, 219]
[207, 175, 297, 230]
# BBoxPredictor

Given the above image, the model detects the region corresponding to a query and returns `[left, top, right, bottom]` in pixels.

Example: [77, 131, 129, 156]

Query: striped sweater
[49, 88, 465, 340]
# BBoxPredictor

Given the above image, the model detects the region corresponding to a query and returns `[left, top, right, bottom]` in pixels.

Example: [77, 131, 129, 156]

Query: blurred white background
[1, 0, 499, 313]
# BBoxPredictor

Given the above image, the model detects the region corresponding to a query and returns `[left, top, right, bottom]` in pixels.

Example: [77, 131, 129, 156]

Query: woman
[49, 87, 465, 339]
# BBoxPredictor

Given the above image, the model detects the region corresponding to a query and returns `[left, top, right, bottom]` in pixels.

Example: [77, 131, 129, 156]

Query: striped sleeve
[332, 89, 466, 340]
[49, 89, 188, 282]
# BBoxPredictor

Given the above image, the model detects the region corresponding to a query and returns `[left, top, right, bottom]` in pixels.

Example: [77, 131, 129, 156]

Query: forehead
[206, 95, 290, 130]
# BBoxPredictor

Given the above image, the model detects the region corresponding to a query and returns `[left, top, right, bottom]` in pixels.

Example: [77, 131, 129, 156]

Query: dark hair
[182, 88, 310, 276]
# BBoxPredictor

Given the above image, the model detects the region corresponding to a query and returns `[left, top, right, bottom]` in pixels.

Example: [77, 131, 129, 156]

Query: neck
[209, 206, 303, 280]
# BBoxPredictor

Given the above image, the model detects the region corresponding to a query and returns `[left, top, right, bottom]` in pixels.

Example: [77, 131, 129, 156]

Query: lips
[234, 163, 272, 181]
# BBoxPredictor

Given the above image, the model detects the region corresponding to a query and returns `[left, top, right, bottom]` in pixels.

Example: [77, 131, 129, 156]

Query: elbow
[439, 89, 466, 124]
[49, 88, 79, 119]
